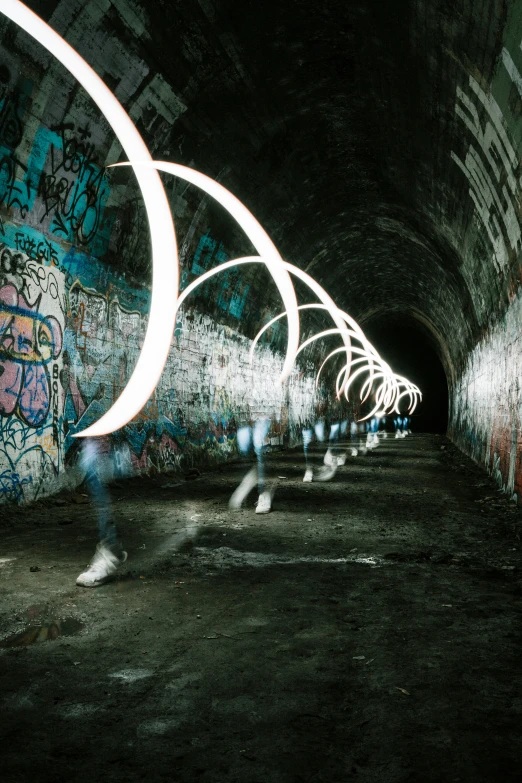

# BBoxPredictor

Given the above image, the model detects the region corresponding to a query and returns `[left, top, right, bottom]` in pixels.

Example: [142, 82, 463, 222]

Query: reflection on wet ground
[0, 618, 84, 648]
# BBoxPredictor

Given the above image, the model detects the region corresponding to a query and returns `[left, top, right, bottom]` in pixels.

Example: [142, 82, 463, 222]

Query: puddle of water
[0, 618, 84, 648]
[193, 546, 388, 569]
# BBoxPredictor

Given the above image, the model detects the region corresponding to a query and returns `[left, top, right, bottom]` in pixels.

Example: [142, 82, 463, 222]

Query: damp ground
[1, 433, 522, 782]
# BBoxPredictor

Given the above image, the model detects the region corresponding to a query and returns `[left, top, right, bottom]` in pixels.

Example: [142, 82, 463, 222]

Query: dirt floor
[1, 433, 522, 783]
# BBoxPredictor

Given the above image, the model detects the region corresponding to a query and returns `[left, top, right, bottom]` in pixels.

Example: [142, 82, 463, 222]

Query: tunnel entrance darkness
[363, 315, 448, 433]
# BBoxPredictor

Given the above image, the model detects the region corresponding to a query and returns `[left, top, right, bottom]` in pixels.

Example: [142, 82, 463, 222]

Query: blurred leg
[76, 439, 126, 588]
[302, 427, 314, 481]
[229, 425, 257, 508]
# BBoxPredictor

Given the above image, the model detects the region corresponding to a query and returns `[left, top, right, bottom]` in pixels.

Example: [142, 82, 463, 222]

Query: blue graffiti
[190, 231, 249, 318]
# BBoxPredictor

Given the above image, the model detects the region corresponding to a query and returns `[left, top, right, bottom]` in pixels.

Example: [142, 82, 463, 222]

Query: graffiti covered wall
[0, 245, 64, 501]
[450, 288, 522, 501]
[447, 14, 522, 503]
[0, 233, 323, 503]
[0, 0, 329, 504]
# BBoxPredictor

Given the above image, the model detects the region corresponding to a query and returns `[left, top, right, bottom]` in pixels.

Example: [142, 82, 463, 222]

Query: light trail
[111, 162, 299, 384]
[0, 2, 422, 435]
[0, 0, 179, 438]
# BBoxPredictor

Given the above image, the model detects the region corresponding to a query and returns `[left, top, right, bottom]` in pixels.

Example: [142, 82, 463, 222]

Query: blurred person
[322, 420, 340, 472]
[304, 417, 355, 482]
[229, 416, 273, 513]
[394, 415, 405, 438]
[76, 438, 127, 588]
[302, 424, 314, 482]
[302, 419, 329, 482]
[340, 417, 359, 458]
[323, 420, 356, 465]
[366, 416, 380, 449]
[350, 420, 359, 454]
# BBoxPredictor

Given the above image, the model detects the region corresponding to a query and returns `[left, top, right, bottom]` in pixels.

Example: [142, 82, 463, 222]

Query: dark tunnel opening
[363, 315, 449, 434]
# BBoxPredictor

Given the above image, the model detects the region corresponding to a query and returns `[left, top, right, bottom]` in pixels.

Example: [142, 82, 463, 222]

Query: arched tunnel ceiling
[23, 0, 522, 376]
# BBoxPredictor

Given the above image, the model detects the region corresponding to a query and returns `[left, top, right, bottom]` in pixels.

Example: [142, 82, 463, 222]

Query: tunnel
[1, 0, 522, 780]
[363, 314, 449, 433]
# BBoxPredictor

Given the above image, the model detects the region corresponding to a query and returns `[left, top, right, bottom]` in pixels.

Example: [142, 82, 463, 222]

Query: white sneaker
[382, 431, 388, 439]
[323, 449, 334, 466]
[255, 491, 272, 514]
[316, 465, 337, 482]
[303, 468, 313, 482]
[76, 543, 127, 587]
[229, 466, 257, 509]
[323, 451, 338, 467]
[336, 452, 346, 466]
[372, 434, 379, 447]
[350, 447, 358, 457]
[395, 431, 401, 439]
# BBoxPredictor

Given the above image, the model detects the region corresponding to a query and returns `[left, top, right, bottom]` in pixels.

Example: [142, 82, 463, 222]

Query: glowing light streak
[173, 253, 422, 419]
[175, 257, 260, 310]
[333, 355, 380, 398]
[111, 162, 299, 384]
[170, 257, 365, 395]
[1, 0, 178, 438]
[249, 304, 335, 366]
[250, 305, 381, 397]
[331, 350, 391, 402]
[1, 4, 422, 433]
[295, 328, 383, 401]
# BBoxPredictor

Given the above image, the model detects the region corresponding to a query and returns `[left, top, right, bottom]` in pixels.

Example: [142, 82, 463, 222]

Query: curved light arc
[1, 0, 179, 438]
[111, 162, 299, 384]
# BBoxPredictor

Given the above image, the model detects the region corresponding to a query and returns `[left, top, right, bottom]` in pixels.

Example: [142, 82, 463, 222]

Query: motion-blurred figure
[302, 424, 314, 482]
[322, 420, 340, 478]
[366, 416, 380, 449]
[302, 419, 335, 482]
[76, 438, 127, 587]
[303, 418, 356, 482]
[394, 415, 408, 438]
[350, 420, 359, 454]
[229, 417, 273, 513]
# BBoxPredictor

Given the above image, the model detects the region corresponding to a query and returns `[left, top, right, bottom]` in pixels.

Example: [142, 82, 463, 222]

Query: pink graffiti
[0, 283, 62, 427]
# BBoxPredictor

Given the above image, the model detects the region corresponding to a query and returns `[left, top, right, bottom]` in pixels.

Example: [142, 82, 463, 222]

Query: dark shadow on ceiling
[363, 314, 448, 434]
